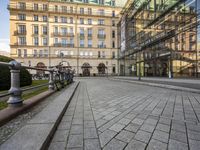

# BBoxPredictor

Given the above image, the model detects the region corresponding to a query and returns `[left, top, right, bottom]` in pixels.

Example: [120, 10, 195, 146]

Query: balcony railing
[98, 34, 106, 39]
[14, 42, 27, 46]
[14, 31, 27, 36]
[8, 3, 119, 17]
[53, 43, 74, 47]
[98, 45, 106, 48]
[52, 32, 74, 37]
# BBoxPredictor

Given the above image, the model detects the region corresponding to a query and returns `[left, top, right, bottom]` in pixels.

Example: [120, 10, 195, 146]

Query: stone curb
[0, 90, 56, 127]
[0, 81, 80, 150]
[110, 78, 200, 94]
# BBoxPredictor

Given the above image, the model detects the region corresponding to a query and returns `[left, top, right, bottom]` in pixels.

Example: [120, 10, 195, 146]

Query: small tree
[0, 55, 32, 90]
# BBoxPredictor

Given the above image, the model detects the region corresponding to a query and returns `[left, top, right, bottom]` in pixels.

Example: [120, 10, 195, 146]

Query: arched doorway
[97, 63, 107, 75]
[81, 63, 92, 76]
[36, 62, 46, 75]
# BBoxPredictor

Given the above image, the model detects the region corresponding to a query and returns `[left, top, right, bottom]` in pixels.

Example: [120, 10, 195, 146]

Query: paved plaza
[48, 78, 200, 150]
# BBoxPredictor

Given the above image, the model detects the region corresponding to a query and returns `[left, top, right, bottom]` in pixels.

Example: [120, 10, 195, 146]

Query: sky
[0, 0, 10, 52]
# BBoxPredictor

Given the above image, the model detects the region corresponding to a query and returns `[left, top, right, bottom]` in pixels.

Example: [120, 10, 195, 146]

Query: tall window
[43, 26, 47, 35]
[98, 29, 105, 35]
[80, 39, 84, 47]
[18, 49, 22, 57]
[34, 26, 39, 35]
[80, 28, 84, 36]
[98, 19, 104, 25]
[18, 37, 26, 45]
[34, 15, 38, 21]
[98, 40, 105, 48]
[33, 50, 37, 57]
[112, 41, 115, 48]
[18, 25, 26, 34]
[112, 20, 115, 26]
[70, 7, 73, 13]
[80, 8, 84, 14]
[61, 27, 67, 35]
[61, 6, 67, 12]
[54, 16, 58, 22]
[70, 17, 73, 24]
[34, 4, 38, 10]
[34, 37, 39, 46]
[54, 26, 58, 34]
[43, 38, 47, 46]
[88, 39, 92, 47]
[43, 16, 47, 22]
[24, 49, 27, 57]
[61, 17, 67, 23]
[88, 28, 92, 36]
[98, 51, 101, 58]
[80, 18, 84, 24]
[43, 4, 48, 11]
[88, 8, 92, 15]
[88, 19, 92, 25]
[18, 14, 26, 20]
[112, 30, 115, 38]
[19, 2, 26, 9]
[70, 27, 73, 34]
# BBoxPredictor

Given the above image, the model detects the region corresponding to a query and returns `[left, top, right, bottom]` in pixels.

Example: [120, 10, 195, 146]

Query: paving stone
[118, 118, 131, 125]
[134, 130, 152, 144]
[52, 130, 69, 142]
[84, 139, 101, 150]
[171, 122, 186, 133]
[84, 121, 96, 128]
[48, 142, 66, 150]
[145, 118, 158, 126]
[152, 130, 169, 143]
[132, 118, 144, 125]
[96, 119, 107, 128]
[147, 139, 167, 150]
[187, 130, 200, 141]
[57, 121, 71, 130]
[84, 128, 98, 139]
[170, 130, 187, 143]
[159, 118, 171, 125]
[140, 123, 155, 133]
[115, 130, 135, 143]
[125, 123, 140, 133]
[67, 134, 83, 148]
[189, 139, 200, 150]
[156, 123, 170, 133]
[109, 123, 125, 132]
[168, 139, 188, 150]
[103, 114, 116, 120]
[70, 125, 83, 134]
[103, 138, 127, 150]
[72, 119, 83, 125]
[99, 129, 117, 147]
[125, 140, 146, 150]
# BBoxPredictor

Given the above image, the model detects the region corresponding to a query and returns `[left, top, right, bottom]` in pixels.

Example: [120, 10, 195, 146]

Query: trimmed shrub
[0, 55, 32, 90]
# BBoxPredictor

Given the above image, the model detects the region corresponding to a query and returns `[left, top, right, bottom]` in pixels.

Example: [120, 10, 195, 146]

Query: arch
[36, 62, 46, 75]
[97, 63, 107, 74]
[81, 63, 92, 76]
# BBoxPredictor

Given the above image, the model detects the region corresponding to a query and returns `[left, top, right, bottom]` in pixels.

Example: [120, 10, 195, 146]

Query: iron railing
[0, 60, 74, 106]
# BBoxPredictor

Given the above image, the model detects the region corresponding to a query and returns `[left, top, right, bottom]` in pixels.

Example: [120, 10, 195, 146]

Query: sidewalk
[112, 76, 200, 92]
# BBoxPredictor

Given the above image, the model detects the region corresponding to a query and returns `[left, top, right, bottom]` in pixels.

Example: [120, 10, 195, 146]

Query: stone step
[0, 81, 79, 150]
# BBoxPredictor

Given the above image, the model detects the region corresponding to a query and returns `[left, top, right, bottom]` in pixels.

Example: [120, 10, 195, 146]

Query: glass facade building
[118, 0, 200, 78]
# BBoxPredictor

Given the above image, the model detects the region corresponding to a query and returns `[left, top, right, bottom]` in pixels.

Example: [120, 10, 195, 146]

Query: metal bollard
[7, 61, 23, 107]
[49, 71, 55, 90]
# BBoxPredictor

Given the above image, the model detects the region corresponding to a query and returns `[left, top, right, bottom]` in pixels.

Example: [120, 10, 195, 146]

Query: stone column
[7, 61, 23, 107]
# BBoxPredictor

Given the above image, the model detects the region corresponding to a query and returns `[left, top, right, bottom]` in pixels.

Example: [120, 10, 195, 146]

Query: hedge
[0, 55, 32, 90]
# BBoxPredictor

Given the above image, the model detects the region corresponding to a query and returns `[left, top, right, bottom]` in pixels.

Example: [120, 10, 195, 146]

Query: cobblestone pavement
[49, 78, 200, 150]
